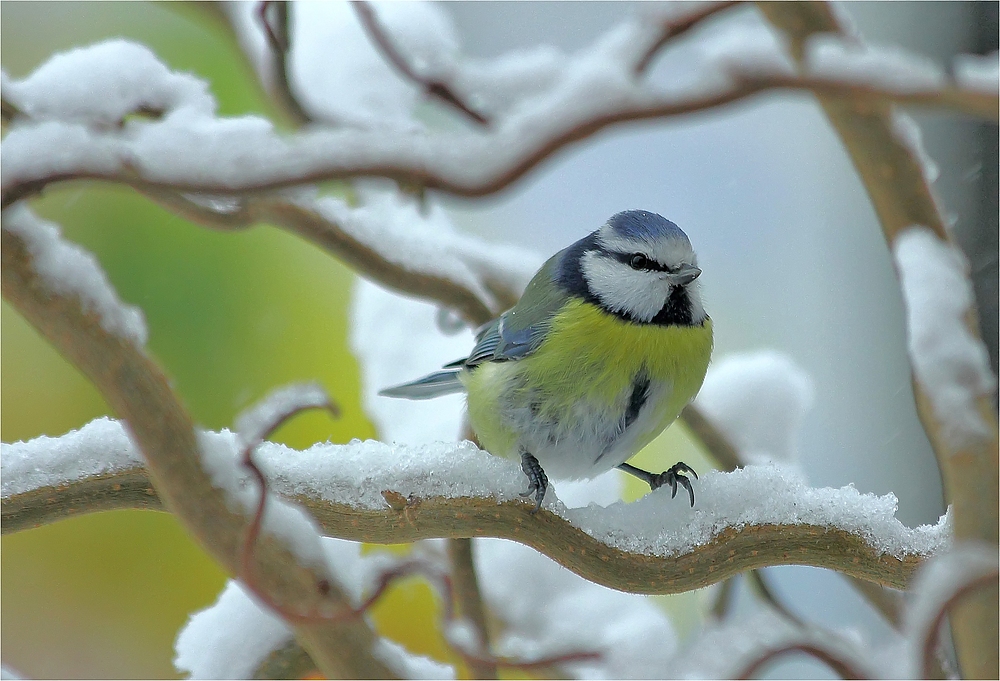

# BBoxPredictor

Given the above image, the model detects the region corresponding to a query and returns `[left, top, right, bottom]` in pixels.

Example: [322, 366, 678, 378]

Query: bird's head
[558, 210, 707, 326]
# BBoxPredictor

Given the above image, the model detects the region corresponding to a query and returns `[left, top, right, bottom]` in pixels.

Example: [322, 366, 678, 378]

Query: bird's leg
[617, 461, 698, 507]
[519, 452, 548, 514]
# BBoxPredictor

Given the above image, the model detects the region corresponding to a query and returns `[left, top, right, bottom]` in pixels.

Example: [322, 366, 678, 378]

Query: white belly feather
[495, 377, 674, 480]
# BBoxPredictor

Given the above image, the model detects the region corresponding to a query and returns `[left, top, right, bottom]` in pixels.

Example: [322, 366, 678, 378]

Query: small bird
[381, 210, 713, 512]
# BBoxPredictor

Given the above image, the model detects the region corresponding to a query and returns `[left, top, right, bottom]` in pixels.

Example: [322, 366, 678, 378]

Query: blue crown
[606, 210, 688, 244]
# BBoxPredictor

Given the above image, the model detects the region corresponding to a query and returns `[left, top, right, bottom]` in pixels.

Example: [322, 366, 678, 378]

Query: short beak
[669, 264, 701, 285]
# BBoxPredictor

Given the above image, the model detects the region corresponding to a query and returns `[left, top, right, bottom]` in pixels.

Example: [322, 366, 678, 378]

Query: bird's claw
[519, 452, 548, 514]
[650, 461, 698, 507]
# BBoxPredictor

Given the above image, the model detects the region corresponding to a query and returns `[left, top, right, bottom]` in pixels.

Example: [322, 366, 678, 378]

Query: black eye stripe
[614, 251, 669, 272]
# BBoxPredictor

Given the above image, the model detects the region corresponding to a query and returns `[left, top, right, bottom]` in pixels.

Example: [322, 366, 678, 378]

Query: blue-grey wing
[451, 250, 568, 368]
[462, 314, 550, 367]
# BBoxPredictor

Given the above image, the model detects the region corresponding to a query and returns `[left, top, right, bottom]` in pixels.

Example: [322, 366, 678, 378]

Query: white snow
[953, 51, 1000, 93]
[893, 227, 996, 448]
[317, 188, 541, 314]
[807, 35, 947, 91]
[695, 351, 815, 466]
[374, 638, 456, 680]
[892, 111, 941, 185]
[0, 416, 141, 498]
[351, 278, 475, 445]
[2, 205, 149, 346]
[174, 538, 457, 679]
[234, 382, 332, 448]
[669, 607, 889, 679]
[174, 579, 293, 679]
[1, 39, 214, 126]
[290, 1, 459, 127]
[196, 428, 330, 572]
[563, 464, 950, 559]
[5, 418, 951, 562]
[474, 537, 679, 679]
[903, 541, 999, 670]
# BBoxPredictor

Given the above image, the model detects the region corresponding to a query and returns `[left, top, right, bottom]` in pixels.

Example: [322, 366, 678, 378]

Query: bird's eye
[629, 254, 649, 270]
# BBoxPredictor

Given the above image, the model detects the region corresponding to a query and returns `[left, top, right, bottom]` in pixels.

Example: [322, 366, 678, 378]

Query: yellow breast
[463, 298, 713, 462]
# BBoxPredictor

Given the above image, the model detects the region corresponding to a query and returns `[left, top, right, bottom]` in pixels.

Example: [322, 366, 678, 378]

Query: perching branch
[0, 221, 394, 680]
[351, 1, 489, 126]
[757, 4, 999, 678]
[1, 459, 938, 595]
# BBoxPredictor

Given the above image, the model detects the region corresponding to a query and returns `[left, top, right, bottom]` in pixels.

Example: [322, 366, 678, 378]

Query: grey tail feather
[379, 369, 465, 400]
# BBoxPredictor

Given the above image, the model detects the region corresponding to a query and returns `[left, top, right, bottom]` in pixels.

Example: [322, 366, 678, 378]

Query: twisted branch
[0, 222, 394, 680]
[756, 3, 999, 678]
[3, 56, 995, 210]
[1, 461, 936, 594]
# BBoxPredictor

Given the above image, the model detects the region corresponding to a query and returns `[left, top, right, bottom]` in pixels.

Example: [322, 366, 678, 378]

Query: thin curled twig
[237, 394, 341, 618]
[256, 0, 314, 125]
[351, 1, 490, 126]
[634, 1, 745, 74]
[736, 642, 868, 680]
[917, 571, 1000, 679]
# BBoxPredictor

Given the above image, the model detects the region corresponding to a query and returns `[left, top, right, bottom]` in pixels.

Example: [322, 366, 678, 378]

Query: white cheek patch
[580, 251, 673, 322]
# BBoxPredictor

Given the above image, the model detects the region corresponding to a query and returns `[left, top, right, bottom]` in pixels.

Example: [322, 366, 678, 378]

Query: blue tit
[381, 210, 713, 512]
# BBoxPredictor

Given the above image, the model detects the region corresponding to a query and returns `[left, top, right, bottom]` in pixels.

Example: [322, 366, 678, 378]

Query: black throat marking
[555, 237, 699, 327]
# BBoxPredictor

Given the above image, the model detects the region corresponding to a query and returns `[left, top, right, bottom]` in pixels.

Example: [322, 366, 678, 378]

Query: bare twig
[634, 1, 745, 74]
[917, 571, 999, 679]
[746, 569, 806, 628]
[709, 573, 737, 620]
[1, 96, 23, 124]
[351, 1, 489, 126]
[680, 404, 742, 471]
[237, 389, 340, 620]
[256, 1, 314, 126]
[736, 642, 868, 680]
[448, 538, 498, 679]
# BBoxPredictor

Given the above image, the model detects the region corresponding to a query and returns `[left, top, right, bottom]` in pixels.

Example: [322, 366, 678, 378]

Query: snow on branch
[1, 204, 148, 346]
[894, 227, 997, 449]
[175, 540, 454, 680]
[2, 416, 951, 592]
[144, 185, 539, 324]
[2, 9, 996, 209]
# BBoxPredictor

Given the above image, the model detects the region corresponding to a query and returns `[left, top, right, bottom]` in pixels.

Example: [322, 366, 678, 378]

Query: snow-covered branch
[2, 12, 995, 209]
[2, 417, 951, 594]
[143, 186, 537, 325]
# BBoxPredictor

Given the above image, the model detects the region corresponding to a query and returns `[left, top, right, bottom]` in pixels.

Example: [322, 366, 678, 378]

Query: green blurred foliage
[1, 2, 383, 678]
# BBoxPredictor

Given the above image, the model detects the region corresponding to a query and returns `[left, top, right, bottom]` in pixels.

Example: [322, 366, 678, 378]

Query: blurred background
[2, 2, 996, 679]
